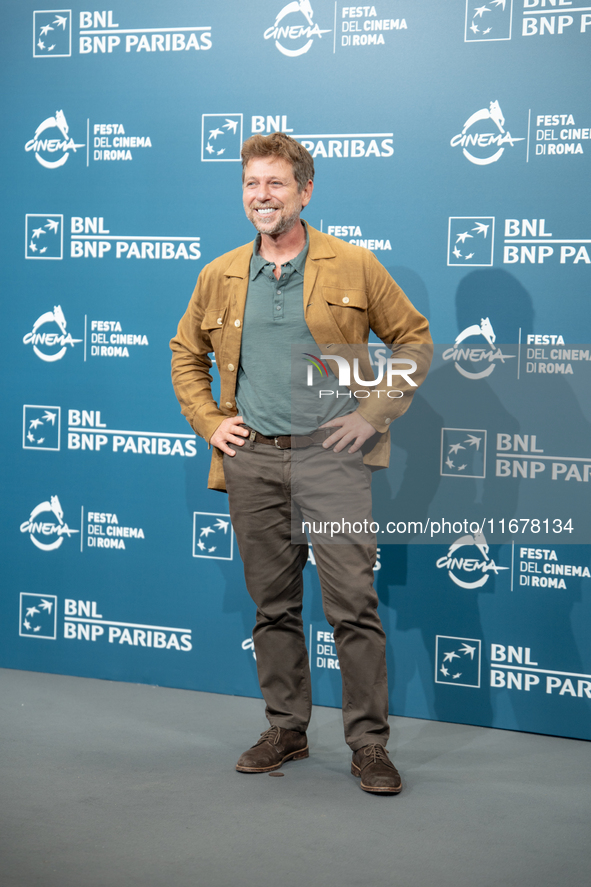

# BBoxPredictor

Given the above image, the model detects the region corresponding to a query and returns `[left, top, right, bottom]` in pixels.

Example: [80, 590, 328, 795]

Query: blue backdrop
[2, 1, 591, 741]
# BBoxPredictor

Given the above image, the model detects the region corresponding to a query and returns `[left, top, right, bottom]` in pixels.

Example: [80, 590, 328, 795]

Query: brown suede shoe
[351, 744, 402, 794]
[236, 726, 309, 773]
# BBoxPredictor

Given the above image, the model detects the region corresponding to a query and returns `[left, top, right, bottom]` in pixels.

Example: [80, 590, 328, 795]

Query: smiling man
[171, 133, 431, 793]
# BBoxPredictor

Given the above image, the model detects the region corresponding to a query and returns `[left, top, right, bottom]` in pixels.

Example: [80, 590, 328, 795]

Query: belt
[243, 426, 335, 450]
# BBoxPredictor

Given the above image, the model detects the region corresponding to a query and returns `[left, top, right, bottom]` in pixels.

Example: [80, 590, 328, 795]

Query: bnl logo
[435, 636, 481, 687]
[20, 593, 57, 638]
[23, 405, 61, 451]
[447, 217, 494, 267]
[192, 512, 234, 560]
[440, 428, 487, 479]
[33, 10, 72, 57]
[201, 115, 243, 161]
[464, 1, 513, 42]
[25, 215, 63, 259]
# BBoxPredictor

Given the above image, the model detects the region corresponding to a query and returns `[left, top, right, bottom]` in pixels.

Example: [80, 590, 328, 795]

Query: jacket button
[225, 402, 233, 409]
[228, 364, 235, 371]
[384, 418, 391, 425]
[234, 319, 241, 327]
[217, 317, 223, 325]
[342, 296, 349, 304]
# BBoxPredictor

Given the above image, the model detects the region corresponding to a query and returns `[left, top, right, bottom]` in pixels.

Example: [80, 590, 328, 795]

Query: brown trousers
[223, 441, 390, 751]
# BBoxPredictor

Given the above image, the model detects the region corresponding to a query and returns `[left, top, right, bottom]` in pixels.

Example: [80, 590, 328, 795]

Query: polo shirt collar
[250, 223, 309, 281]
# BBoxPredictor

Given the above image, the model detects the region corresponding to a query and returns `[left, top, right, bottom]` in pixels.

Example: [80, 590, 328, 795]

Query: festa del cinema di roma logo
[264, 1, 330, 56]
[436, 534, 508, 589]
[24, 110, 85, 169]
[443, 318, 515, 379]
[23, 305, 82, 362]
[20, 495, 78, 551]
[450, 101, 524, 165]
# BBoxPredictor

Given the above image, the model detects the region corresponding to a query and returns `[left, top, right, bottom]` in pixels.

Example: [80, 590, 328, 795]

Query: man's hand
[320, 411, 377, 454]
[210, 416, 249, 456]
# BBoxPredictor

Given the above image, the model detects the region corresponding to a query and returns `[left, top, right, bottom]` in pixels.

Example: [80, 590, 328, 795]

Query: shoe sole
[235, 747, 309, 773]
[351, 761, 403, 794]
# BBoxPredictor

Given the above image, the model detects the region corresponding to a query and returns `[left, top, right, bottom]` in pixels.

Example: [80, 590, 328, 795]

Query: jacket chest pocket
[322, 287, 369, 341]
[201, 307, 227, 356]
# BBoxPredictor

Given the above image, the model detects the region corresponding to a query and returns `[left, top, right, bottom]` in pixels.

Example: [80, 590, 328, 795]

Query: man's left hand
[320, 411, 377, 454]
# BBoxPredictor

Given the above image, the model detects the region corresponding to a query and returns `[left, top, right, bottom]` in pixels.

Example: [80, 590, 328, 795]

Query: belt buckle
[274, 436, 287, 449]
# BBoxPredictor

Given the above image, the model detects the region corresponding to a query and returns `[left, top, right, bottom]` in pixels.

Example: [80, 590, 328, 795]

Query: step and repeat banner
[1, 1, 590, 741]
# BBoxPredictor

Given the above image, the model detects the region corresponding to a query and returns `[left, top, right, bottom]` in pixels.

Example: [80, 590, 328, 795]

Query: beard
[247, 202, 302, 236]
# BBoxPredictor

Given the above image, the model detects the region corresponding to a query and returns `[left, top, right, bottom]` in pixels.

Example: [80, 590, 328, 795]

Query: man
[171, 133, 431, 793]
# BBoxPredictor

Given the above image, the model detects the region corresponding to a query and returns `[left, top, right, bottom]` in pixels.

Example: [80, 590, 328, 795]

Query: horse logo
[34, 110, 69, 141]
[23, 306, 82, 362]
[455, 317, 496, 348]
[20, 495, 78, 551]
[25, 110, 85, 169]
[275, 1, 314, 28]
[264, 1, 330, 57]
[450, 100, 524, 166]
[443, 318, 515, 380]
[462, 101, 505, 136]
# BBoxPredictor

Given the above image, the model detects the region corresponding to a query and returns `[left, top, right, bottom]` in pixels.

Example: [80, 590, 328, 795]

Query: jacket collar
[305, 221, 337, 261]
[223, 243, 252, 279]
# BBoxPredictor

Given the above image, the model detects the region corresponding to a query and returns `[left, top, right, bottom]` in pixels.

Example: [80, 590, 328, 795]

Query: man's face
[242, 156, 313, 237]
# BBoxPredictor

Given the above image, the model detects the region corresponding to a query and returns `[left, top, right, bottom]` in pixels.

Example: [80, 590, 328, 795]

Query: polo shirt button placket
[274, 278, 284, 319]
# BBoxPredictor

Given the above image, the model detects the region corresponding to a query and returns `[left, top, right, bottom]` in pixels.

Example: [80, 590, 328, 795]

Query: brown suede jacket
[170, 223, 432, 492]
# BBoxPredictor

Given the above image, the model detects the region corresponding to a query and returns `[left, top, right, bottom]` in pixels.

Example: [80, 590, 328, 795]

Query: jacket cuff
[190, 404, 230, 445]
[356, 400, 404, 434]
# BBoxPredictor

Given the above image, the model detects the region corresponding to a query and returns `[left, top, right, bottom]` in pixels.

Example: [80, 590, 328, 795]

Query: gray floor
[1, 669, 589, 887]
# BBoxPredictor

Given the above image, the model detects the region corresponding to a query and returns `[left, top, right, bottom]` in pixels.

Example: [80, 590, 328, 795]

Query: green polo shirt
[235, 228, 355, 436]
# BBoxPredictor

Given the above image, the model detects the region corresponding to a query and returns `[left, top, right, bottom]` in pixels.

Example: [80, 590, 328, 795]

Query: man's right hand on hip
[210, 416, 249, 456]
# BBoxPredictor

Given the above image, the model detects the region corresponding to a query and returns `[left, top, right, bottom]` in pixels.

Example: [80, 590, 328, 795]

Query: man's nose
[255, 182, 272, 202]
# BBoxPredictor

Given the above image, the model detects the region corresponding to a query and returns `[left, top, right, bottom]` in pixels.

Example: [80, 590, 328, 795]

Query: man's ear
[301, 180, 314, 208]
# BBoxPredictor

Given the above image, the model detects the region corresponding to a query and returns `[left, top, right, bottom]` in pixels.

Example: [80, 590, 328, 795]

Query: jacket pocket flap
[201, 307, 227, 330]
[322, 287, 367, 309]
